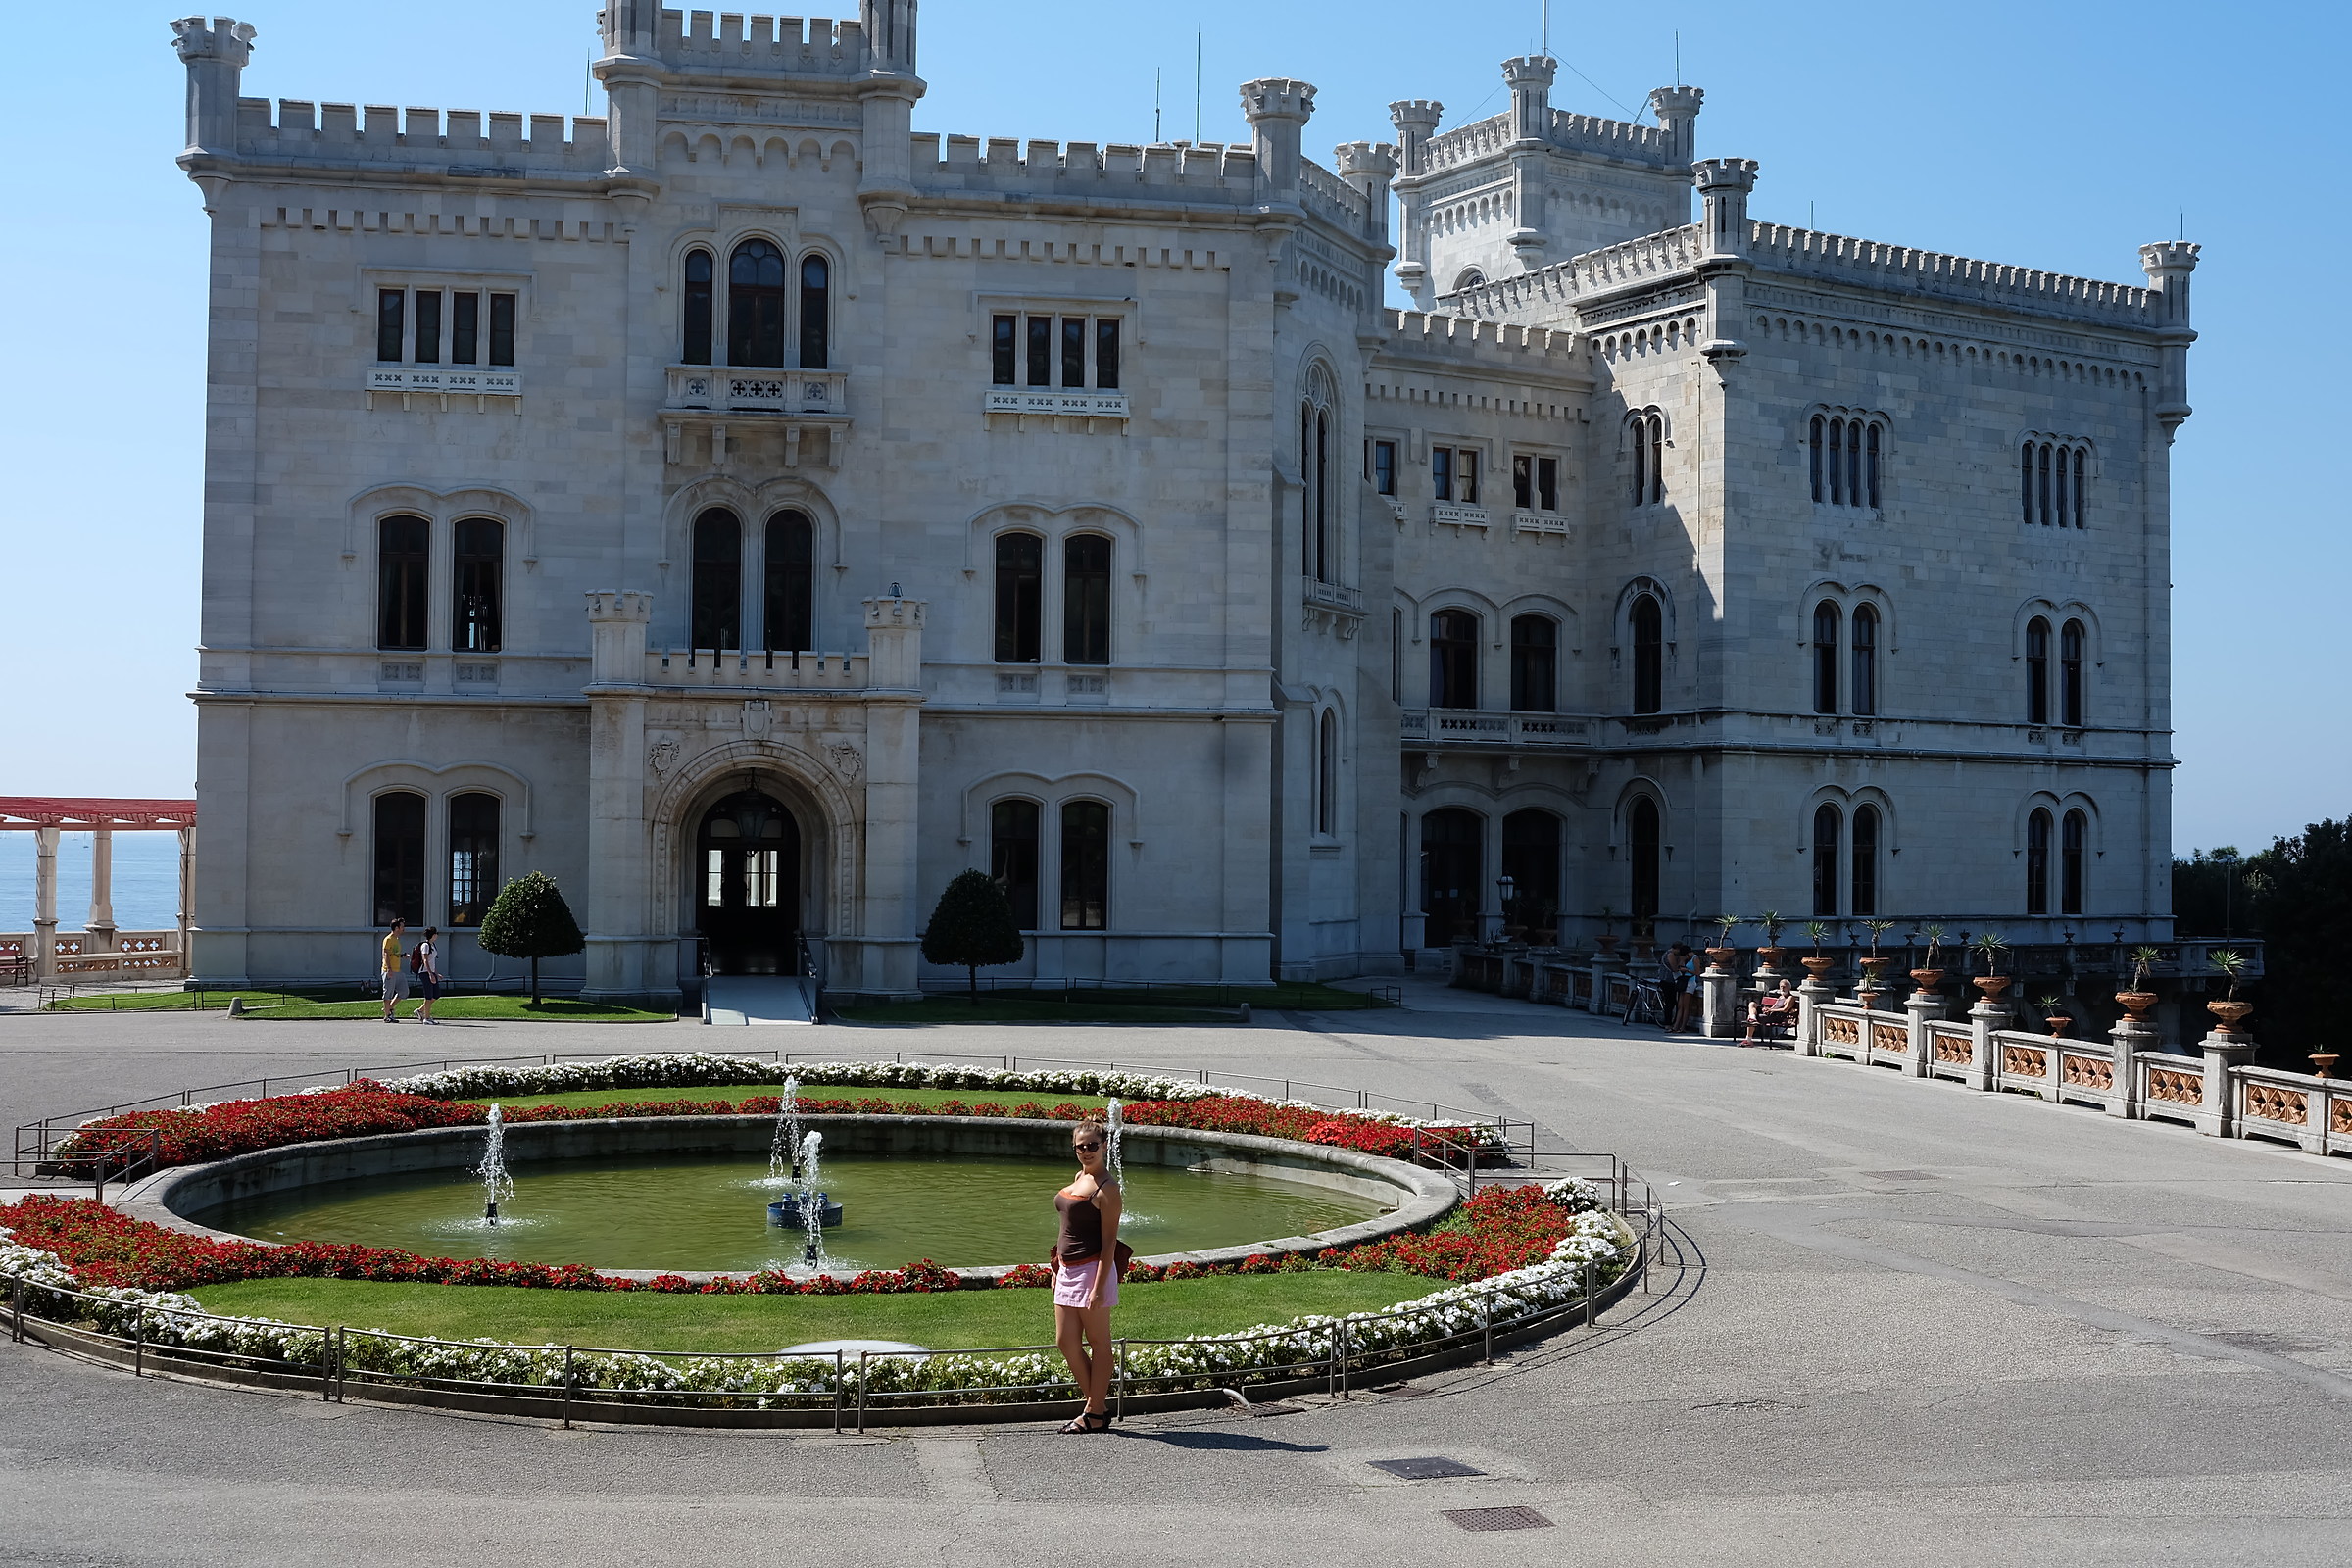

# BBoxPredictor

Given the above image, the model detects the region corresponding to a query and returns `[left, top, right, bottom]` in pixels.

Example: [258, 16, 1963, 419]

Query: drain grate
[1370, 1456, 1486, 1481]
[1442, 1506, 1553, 1532]
[1371, 1383, 1433, 1397]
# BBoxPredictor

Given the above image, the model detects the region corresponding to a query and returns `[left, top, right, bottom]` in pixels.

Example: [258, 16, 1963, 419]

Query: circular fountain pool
[194, 1150, 1386, 1274]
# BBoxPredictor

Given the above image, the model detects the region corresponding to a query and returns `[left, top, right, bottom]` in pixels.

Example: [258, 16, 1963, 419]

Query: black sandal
[1058, 1409, 1111, 1433]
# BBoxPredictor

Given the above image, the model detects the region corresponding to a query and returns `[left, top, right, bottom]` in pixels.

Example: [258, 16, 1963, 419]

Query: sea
[0, 831, 185, 932]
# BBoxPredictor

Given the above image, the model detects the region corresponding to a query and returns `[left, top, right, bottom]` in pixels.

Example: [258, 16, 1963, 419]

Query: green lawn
[46, 987, 352, 1013]
[45, 989, 675, 1022]
[836, 982, 1388, 1026]
[464, 1084, 1113, 1112]
[188, 1270, 1439, 1351]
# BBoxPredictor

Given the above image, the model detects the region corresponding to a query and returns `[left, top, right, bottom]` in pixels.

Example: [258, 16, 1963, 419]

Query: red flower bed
[53, 1087, 483, 1169]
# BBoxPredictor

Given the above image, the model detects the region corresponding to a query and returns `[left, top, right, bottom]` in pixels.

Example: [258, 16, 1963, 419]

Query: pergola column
[87, 826, 118, 951]
[32, 824, 59, 980]
[177, 825, 197, 978]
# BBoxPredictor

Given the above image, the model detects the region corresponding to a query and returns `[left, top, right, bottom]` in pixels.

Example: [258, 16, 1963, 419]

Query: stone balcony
[645, 647, 871, 694]
[661, 367, 850, 467]
[1399, 709, 1592, 748]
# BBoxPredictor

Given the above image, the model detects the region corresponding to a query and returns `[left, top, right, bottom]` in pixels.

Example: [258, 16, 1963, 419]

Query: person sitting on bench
[1740, 978, 1798, 1046]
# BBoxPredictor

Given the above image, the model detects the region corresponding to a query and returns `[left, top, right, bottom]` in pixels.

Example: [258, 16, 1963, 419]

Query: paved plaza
[6, 982, 2352, 1565]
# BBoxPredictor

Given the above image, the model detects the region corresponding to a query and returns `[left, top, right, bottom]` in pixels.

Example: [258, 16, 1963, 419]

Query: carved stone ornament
[647, 736, 682, 777]
[742, 700, 773, 740]
[825, 744, 863, 782]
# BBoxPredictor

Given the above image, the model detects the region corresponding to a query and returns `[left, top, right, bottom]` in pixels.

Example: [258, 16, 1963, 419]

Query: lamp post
[1492, 875, 1517, 944]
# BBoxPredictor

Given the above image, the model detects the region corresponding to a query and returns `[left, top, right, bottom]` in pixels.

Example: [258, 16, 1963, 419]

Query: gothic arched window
[371, 791, 426, 926]
[1063, 534, 1111, 665]
[798, 253, 829, 369]
[1631, 594, 1663, 713]
[1851, 805, 1880, 916]
[691, 509, 742, 652]
[2026, 808, 2053, 915]
[447, 792, 499, 928]
[763, 511, 813, 653]
[1430, 610, 1479, 710]
[1630, 412, 1664, 505]
[1300, 367, 1335, 582]
[377, 514, 429, 652]
[1812, 803, 1841, 916]
[2026, 617, 2051, 725]
[2060, 618, 2085, 727]
[994, 532, 1042, 663]
[1059, 800, 1110, 930]
[682, 248, 713, 365]
[453, 517, 503, 654]
[2061, 808, 2087, 916]
[1509, 614, 1557, 713]
[727, 238, 788, 367]
[1812, 602, 1841, 714]
[1316, 710, 1339, 837]
[1629, 798, 1661, 921]
[1851, 604, 1879, 716]
[989, 799, 1041, 930]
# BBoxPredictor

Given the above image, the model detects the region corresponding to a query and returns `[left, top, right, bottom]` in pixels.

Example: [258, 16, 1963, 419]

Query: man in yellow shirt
[380, 917, 410, 1022]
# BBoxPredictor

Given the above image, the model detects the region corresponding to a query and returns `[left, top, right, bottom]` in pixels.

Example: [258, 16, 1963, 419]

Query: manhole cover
[1442, 1506, 1552, 1532]
[1860, 1169, 1937, 1181]
[1370, 1456, 1486, 1481]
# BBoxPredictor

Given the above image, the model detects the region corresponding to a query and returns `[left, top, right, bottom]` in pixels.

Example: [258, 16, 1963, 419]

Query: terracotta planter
[2043, 1015, 2072, 1038]
[2310, 1053, 2339, 1080]
[1704, 947, 1738, 969]
[1594, 934, 1621, 955]
[1972, 975, 2013, 1001]
[1755, 946, 1789, 971]
[1858, 956, 1893, 979]
[1799, 956, 1837, 979]
[2113, 990, 2159, 1022]
[2206, 999, 2253, 1035]
[1909, 967, 1945, 994]
[1855, 987, 1886, 1012]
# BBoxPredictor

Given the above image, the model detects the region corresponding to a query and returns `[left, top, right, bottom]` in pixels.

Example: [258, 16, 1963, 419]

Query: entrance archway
[694, 788, 803, 975]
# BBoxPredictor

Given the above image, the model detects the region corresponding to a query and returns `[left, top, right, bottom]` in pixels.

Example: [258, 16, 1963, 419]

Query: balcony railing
[665, 366, 850, 416]
[982, 388, 1130, 418]
[1302, 578, 1365, 612]
[1512, 511, 1570, 537]
[648, 647, 869, 691]
[1399, 710, 1591, 746]
[1429, 504, 1491, 529]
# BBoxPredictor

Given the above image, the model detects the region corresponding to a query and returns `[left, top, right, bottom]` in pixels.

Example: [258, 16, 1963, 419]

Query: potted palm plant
[2115, 945, 2161, 1022]
[1707, 913, 1740, 971]
[2036, 993, 2073, 1038]
[1911, 923, 1948, 998]
[1801, 920, 1838, 980]
[1970, 932, 2012, 1002]
[2204, 949, 2254, 1037]
[1858, 920, 1896, 992]
[1594, 906, 1621, 957]
[1755, 910, 1788, 973]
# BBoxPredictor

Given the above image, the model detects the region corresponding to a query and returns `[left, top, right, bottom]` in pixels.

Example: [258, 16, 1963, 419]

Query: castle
[170, 4, 2197, 996]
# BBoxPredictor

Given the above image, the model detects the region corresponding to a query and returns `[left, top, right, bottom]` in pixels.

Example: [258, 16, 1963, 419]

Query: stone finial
[586, 590, 653, 622]
[1333, 140, 1399, 182]
[170, 15, 256, 65]
[585, 591, 653, 685]
[1648, 84, 1703, 164]
[1240, 78, 1317, 196]
[1388, 99, 1444, 176]
[171, 16, 257, 157]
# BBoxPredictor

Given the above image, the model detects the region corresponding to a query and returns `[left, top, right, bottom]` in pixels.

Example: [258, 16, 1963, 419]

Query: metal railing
[7, 1128, 162, 1201]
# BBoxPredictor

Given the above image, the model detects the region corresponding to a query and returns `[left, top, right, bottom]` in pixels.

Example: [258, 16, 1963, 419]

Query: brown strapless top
[1054, 1183, 1112, 1262]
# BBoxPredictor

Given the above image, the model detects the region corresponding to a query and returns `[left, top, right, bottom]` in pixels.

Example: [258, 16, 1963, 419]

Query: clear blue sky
[3, 0, 2342, 858]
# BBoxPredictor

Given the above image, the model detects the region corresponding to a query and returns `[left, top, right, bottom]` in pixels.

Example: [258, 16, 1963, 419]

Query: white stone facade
[172, 6, 2195, 996]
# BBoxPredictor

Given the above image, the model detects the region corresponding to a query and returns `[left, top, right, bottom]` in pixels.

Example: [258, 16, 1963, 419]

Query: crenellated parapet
[641, 10, 872, 78]
[906, 134, 1260, 202]
[1380, 308, 1584, 371]
[224, 99, 613, 176]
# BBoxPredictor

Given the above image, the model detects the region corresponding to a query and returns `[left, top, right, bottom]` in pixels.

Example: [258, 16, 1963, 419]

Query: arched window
[1851, 805, 1880, 916]
[1420, 808, 1484, 945]
[1812, 803, 1841, 916]
[1453, 268, 1486, 291]
[1629, 797, 1661, 921]
[2026, 808, 2052, 915]
[727, 238, 787, 366]
[377, 515, 429, 651]
[1809, 415, 1825, 503]
[1827, 417, 1844, 506]
[691, 509, 742, 652]
[1315, 710, 1339, 836]
[453, 518, 503, 654]
[1850, 604, 1878, 716]
[1063, 534, 1111, 665]
[763, 511, 813, 652]
[447, 792, 499, 927]
[1815, 416, 1884, 508]
[2020, 442, 2035, 525]
[2072, 447, 2085, 527]
[1812, 602, 1841, 714]
[2059, 619, 2085, 727]
[2022, 440, 2090, 527]
[682, 248, 713, 365]
[994, 532, 1042, 663]
[989, 799, 1041, 930]
[1430, 610, 1479, 710]
[1865, 421, 1882, 508]
[1058, 800, 1109, 930]
[2025, 617, 2051, 725]
[2061, 808, 2087, 916]
[1629, 413, 1664, 505]
[1509, 614, 1557, 712]
[1390, 608, 1402, 702]
[798, 253, 829, 369]
[1501, 809, 1561, 926]
[371, 790, 425, 926]
[1300, 368, 1334, 583]
[1631, 594, 1663, 713]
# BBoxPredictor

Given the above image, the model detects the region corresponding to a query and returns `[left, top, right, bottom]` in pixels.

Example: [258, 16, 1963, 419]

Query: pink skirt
[1053, 1257, 1117, 1308]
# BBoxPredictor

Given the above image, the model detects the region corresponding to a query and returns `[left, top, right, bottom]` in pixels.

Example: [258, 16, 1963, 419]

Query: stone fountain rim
[112, 1113, 1462, 1283]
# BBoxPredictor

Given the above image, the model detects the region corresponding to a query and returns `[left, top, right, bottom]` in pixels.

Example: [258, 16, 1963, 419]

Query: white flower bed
[1541, 1176, 1604, 1213]
[0, 1208, 1630, 1408]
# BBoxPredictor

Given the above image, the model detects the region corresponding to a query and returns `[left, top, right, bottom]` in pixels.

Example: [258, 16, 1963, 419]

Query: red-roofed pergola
[0, 798, 198, 984]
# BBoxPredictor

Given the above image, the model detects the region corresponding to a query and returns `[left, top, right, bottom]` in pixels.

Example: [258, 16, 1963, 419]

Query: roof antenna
[1543, 1, 1550, 54]
[1675, 29, 1682, 86]
[1155, 67, 1162, 143]
[1194, 25, 1202, 143]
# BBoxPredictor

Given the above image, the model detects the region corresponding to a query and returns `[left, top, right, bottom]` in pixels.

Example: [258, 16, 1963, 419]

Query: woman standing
[412, 926, 442, 1024]
[1052, 1120, 1123, 1432]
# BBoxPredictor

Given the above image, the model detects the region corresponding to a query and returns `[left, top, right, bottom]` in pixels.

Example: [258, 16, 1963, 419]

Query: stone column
[1387, 100, 1443, 310]
[1966, 992, 2008, 1092]
[1241, 78, 1316, 202]
[1794, 975, 1831, 1056]
[2197, 1032, 2253, 1139]
[176, 824, 197, 980]
[1502, 55, 1555, 269]
[583, 591, 653, 998]
[1701, 956, 1739, 1038]
[2108, 1017, 2154, 1119]
[859, 596, 926, 999]
[1905, 991, 1938, 1079]
[31, 824, 59, 982]
[1692, 158, 1757, 366]
[86, 827, 117, 952]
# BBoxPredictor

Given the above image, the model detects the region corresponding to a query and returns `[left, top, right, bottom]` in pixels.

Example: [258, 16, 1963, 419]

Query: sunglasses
[1073, 1140, 1103, 1152]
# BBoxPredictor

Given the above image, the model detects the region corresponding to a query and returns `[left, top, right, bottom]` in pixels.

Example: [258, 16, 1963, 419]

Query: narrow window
[1538, 456, 1558, 511]
[1026, 316, 1052, 386]
[1850, 604, 1879, 716]
[1095, 318, 1120, 389]
[1510, 614, 1557, 712]
[1501, 809, 1562, 924]
[1812, 803, 1841, 916]
[1632, 594, 1663, 713]
[727, 239, 788, 366]
[1812, 601, 1841, 714]
[375, 288, 405, 362]
[690, 508, 742, 652]
[1851, 805, 1880, 916]
[1059, 800, 1109, 930]
[487, 292, 515, 366]
[2060, 618, 2085, 727]
[2026, 808, 2052, 915]
[1646, 415, 1664, 503]
[1629, 797, 1661, 921]
[1063, 534, 1111, 665]
[994, 532, 1042, 662]
[1313, 408, 1330, 580]
[371, 791, 426, 926]
[990, 799, 1041, 929]
[376, 514, 429, 651]
[1390, 608, 1402, 702]
[2054, 439, 2069, 527]
[447, 792, 500, 928]
[1316, 710, 1339, 836]
[452, 517, 503, 653]
[1432, 447, 1454, 503]
[451, 292, 480, 365]
[1513, 454, 1533, 511]
[797, 253, 829, 369]
[683, 250, 714, 365]
[2021, 443, 2034, 525]
[1630, 423, 1648, 505]
[763, 511, 814, 653]
[1828, 418, 1845, 506]
[1845, 416, 1862, 505]
[1865, 421, 1882, 508]
[1373, 440, 1396, 496]
[2038, 443, 2053, 526]
[1061, 317, 1086, 388]
[413, 290, 441, 364]
[991, 314, 1016, 385]
[1430, 610, 1479, 709]
[2061, 808, 2087, 915]
[2026, 617, 2051, 725]
[2072, 447, 2085, 527]
[1810, 415, 1826, 503]
[1459, 448, 1480, 505]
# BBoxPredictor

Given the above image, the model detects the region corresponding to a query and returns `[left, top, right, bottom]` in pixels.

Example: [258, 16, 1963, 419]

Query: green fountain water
[197, 1152, 1388, 1273]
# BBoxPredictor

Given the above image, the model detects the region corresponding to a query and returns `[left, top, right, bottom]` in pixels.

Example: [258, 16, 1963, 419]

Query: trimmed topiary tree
[475, 870, 585, 1005]
[920, 869, 1025, 1002]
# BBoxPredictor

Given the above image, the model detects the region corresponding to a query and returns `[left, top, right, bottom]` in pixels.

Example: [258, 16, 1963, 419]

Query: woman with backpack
[1051, 1119, 1124, 1432]
[411, 926, 442, 1024]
